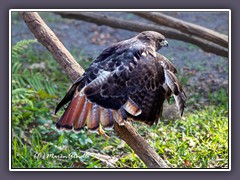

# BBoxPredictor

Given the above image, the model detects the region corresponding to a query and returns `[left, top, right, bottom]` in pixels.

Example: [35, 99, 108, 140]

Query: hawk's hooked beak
[160, 40, 168, 47]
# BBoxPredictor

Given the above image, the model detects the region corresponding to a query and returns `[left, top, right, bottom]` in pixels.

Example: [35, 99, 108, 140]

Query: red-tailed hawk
[55, 31, 186, 133]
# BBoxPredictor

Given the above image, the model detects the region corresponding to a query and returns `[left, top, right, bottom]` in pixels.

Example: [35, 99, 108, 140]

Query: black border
[1, 0, 239, 179]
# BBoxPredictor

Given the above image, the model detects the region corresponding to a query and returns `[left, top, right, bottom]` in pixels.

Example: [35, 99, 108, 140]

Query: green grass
[11, 40, 229, 169]
[154, 106, 228, 168]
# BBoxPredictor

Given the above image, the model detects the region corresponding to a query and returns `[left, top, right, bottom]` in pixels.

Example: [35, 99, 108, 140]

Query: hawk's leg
[97, 126, 110, 140]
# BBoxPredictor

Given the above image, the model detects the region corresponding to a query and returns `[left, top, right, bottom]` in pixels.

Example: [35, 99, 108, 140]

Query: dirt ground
[11, 11, 229, 113]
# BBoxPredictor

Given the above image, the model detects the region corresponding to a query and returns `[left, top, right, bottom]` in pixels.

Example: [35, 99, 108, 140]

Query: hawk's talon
[98, 127, 110, 140]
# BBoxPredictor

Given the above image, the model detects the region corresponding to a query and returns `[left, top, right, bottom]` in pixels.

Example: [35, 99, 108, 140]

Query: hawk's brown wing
[55, 45, 186, 131]
[126, 54, 186, 125]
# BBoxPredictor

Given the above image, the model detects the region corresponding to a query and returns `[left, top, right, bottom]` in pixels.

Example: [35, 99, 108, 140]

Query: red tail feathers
[56, 93, 116, 132]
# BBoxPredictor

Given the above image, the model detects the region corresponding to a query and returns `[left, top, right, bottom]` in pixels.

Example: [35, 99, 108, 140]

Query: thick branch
[56, 12, 228, 57]
[133, 12, 228, 48]
[19, 12, 84, 81]
[19, 11, 169, 168]
[114, 121, 169, 168]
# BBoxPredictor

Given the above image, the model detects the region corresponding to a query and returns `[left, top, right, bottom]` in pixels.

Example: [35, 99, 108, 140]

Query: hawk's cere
[55, 31, 186, 133]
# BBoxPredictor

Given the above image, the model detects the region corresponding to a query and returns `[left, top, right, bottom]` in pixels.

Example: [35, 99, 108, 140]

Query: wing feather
[164, 69, 186, 116]
[157, 54, 177, 73]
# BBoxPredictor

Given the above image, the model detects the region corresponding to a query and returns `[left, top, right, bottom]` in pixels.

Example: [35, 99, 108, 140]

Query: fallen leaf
[28, 62, 46, 70]
[102, 145, 114, 151]
[184, 160, 191, 167]
[72, 161, 86, 168]
[188, 138, 196, 147]
[117, 140, 126, 149]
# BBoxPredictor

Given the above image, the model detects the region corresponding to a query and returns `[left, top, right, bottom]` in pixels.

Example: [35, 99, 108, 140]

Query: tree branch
[19, 12, 84, 81]
[19, 11, 169, 168]
[114, 121, 169, 168]
[133, 12, 228, 48]
[55, 12, 228, 57]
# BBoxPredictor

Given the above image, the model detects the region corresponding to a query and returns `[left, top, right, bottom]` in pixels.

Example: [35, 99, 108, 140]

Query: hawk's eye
[159, 39, 168, 47]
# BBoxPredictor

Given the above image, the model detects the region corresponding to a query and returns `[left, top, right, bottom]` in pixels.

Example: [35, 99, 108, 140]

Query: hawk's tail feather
[74, 98, 92, 131]
[56, 93, 84, 130]
[56, 94, 116, 132]
[88, 103, 100, 131]
[100, 108, 114, 130]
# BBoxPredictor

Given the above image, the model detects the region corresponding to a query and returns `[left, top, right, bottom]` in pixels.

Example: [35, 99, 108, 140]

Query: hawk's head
[137, 31, 168, 50]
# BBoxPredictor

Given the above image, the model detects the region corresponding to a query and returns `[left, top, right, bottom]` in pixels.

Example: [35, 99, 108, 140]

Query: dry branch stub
[19, 11, 170, 168]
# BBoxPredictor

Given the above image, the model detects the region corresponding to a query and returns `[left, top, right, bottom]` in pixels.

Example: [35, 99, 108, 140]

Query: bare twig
[55, 12, 228, 57]
[133, 12, 228, 48]
[19, 11, 169, 168]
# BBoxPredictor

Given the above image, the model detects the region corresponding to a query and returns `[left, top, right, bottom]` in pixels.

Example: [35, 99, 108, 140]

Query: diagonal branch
[133, 12, 228, 48]
[19, 11, 169, 168]
[55, 12, 228, 58]
[19, 12, 84, 81]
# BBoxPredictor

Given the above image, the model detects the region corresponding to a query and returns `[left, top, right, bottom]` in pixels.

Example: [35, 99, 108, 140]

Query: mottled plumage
[55, 31, 186, 132]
